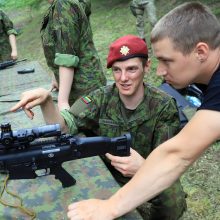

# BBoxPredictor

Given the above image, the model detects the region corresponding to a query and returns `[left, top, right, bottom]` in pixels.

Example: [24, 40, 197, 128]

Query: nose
[120, 70, 129, 81]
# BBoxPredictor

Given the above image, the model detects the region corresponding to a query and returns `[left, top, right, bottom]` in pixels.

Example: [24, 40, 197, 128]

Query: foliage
[1, 0, 43, 9]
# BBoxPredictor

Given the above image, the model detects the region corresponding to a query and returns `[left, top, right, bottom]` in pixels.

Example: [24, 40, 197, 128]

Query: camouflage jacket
[61, 83, 180, 183]
[0, 9, 17, 62]
[79, 0, 91, 17]
[40, 0, 106, 103]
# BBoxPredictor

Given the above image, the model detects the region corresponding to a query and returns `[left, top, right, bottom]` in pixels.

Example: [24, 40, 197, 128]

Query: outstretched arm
[67, 110, 220, 219]
[10, 88, 68, 132]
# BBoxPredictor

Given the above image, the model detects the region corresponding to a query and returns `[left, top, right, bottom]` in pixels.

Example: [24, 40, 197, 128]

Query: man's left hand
[106, 148, 145, 177]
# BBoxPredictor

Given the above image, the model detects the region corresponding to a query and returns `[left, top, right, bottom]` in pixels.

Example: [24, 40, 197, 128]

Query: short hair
[140, 57, 148, 68]
[151, 2, 220, 55]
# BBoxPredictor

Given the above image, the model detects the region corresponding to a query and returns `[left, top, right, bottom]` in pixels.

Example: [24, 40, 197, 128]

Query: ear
[195, 42, 209, 62]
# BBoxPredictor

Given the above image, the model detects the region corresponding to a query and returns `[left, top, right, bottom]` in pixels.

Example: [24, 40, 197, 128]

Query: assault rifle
[0, 123, 131, 187]
[0, 59, 27, 70]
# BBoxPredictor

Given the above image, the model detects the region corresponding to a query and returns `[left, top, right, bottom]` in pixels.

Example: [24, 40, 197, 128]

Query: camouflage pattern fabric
[0, 62, 142, 219]
[0, 158, 142, 220]
[130, 0, 157, 39]
[40, 0, 106, 105]
[79, 0, 91, 17]
[62, 83, 187, 219]
[0, 9, 17, 62]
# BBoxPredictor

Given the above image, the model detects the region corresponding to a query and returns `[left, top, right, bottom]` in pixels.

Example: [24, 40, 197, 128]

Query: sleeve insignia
[81, 96, 92, 104]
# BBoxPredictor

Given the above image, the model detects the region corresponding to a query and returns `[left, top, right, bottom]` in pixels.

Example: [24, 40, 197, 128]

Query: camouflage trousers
[136, 179, 187, 220]
[130, 1, 157, 39]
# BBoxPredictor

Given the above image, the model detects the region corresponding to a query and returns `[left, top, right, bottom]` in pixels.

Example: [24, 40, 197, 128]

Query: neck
[119, 85, 145, 110]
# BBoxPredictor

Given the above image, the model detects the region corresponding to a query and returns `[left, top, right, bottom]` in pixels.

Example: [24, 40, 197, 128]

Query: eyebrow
[156, 56, 174, 62]
[112, 63, 139, 68]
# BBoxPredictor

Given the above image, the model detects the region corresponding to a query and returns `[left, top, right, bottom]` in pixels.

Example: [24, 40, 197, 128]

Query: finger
[113, 166, 128, 176]
[105, 153, 119, 162]
[10, 99, 28, 112]
[24, 98, 42, 109]
[23, 108, 34, 119]
[114, 165, 132, 177]
[49, 86, 57, 92]
[106, 153, 129, 165]
[67, 210, 78, 218]
[49, 87, 53, 92]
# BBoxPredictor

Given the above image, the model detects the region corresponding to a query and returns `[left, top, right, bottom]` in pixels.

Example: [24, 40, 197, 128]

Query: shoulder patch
[70, 96, 92, 116]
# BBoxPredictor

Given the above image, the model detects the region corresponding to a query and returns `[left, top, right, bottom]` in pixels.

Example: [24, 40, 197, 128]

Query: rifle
[0, 59, 27, 70]
[0, 123, 131, 187]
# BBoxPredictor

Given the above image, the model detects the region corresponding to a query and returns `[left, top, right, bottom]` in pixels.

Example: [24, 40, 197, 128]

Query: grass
[2, 0, 220, 219]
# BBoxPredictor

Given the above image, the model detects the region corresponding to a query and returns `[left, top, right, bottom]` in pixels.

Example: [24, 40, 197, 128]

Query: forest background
[1, 0, 220, 219]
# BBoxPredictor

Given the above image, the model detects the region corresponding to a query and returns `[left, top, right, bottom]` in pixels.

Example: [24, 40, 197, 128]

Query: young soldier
[11, 35, 186, 220]
[66, 2, 220, 220]
[0, 9, 17, 62]
[41, 0, 106, 111]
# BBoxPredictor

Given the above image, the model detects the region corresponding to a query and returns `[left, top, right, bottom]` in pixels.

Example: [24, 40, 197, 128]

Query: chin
[119, 90, 132, 96]
[169, 83, 186, 89]
[172, 85, 183, 89]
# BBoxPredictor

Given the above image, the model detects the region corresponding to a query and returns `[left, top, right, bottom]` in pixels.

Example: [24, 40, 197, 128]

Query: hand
[51, 78, 59, 91]
[67, 199, 115, 220]
[10, 88, 51, 119]
[11, 50, 17, 60]
[105, 148, 145, 177]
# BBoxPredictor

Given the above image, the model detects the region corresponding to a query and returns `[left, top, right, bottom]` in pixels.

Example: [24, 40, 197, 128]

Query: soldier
[79, 0, 91, 18]
[130, 0, 157, 42]
[41, 0, 106, 111]
[0, 9, 18, 62]
[11, 35, 186, 220]
[64, 3, 220, 220]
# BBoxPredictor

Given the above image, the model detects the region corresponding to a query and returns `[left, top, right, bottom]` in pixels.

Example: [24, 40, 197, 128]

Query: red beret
[107, 35, 148, 68]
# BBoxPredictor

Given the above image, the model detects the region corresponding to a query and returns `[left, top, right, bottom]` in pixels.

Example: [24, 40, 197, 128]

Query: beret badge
[120, 46, 130, 56]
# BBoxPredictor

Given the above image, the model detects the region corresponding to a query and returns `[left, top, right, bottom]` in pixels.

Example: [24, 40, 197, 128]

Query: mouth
[119, 84, 131, 90]
[164, 78, 172, 84]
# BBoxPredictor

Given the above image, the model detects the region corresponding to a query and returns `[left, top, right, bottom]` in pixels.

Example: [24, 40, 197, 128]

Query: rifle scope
[0, 123, 61, 149]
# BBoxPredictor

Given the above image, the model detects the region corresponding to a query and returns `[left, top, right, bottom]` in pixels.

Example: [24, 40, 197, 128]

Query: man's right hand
[10, 88, 51, 119]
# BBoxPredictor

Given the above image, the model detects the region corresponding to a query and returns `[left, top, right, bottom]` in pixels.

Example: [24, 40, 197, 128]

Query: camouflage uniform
[40, 0, 106, 105]
[0, 9, 17, 62]
[61, 83, 187, 220]
[79, 0, 91, 17]
[130, 0, 157, 40]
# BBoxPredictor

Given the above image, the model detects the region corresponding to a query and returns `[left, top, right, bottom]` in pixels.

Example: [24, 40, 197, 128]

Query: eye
[160, 58, 172, 66]
[127, 66, 138, 73]
[112, 67, 121, 74]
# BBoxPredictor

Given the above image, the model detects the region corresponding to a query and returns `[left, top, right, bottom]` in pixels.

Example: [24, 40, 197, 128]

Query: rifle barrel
[16, 58, 27, 63]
